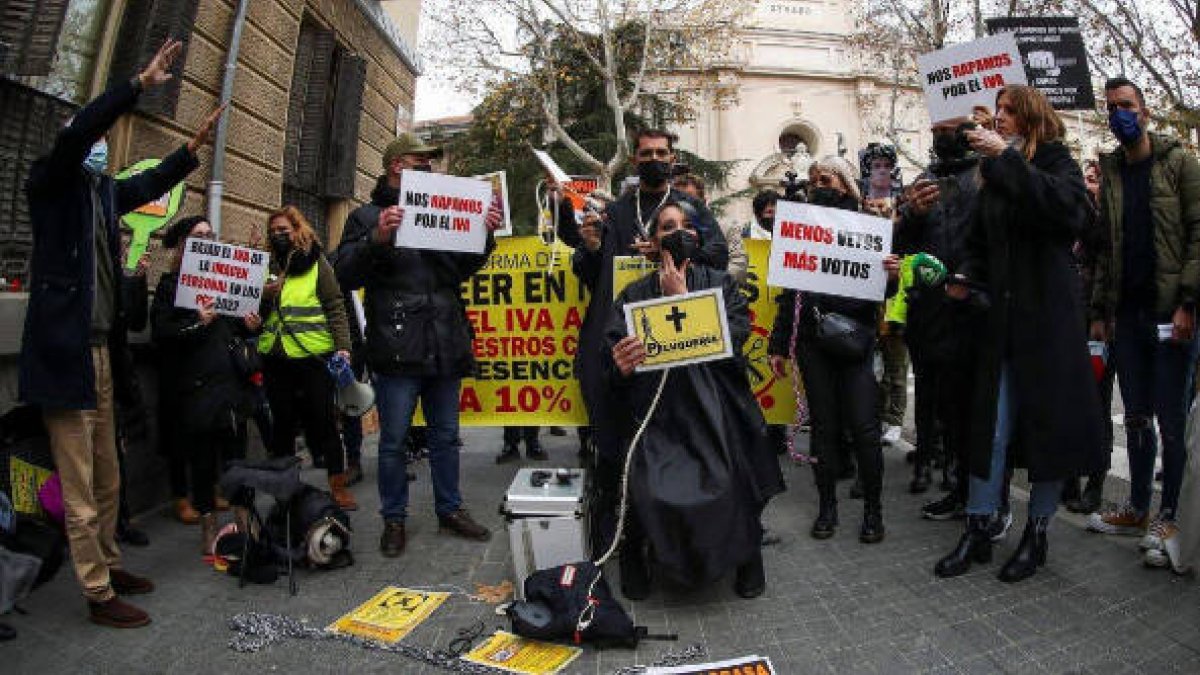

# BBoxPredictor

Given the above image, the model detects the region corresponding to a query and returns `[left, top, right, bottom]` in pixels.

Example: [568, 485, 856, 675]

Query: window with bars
[282, 16, 366, 244]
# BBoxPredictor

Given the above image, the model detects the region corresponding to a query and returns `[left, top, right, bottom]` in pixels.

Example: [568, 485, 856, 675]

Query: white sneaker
[1140, 515, 1172, 551]
[1086, 503, 1149, 536]
[882, 425, 902, 446]
[1142, 521, 1181, 570]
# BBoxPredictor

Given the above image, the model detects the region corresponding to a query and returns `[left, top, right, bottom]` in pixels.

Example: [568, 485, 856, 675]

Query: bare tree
[424, 0, 747, 190]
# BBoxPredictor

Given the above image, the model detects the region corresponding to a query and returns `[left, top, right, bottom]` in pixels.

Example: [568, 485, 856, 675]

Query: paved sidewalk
[8, 427, 1200, 674]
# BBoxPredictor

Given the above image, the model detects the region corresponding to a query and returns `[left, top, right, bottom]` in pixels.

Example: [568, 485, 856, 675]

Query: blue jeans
[967, 362, 1062, 518]
[374, 374, 462, 522]
[1114, 307, 1200, 516]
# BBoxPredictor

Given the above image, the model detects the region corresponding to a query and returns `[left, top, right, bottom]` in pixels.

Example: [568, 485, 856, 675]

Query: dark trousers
[911, 353, 973, 499]
[503, 426, 539, 450]
[798, 341, 883, 505]
[342, 413, 363, 465]
[264, 356, 345, 475]
[185, 428, 246, 514]
[878, 332, 909, 427]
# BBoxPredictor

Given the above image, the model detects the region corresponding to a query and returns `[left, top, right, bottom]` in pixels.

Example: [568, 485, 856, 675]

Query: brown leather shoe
[438, 509, 491, 541]
[110, 568, 155, 595]
[174, 498, 200, 525]
[380, 520, 406, 558]
[88, 597, 150, 628]
[329, 473, 359, 511]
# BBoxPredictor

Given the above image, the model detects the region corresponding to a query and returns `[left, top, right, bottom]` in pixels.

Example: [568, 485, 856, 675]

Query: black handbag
[813, 307, 875, 361]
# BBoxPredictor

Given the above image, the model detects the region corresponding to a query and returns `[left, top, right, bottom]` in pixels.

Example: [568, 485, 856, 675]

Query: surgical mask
[269, 233, 292, 255]
[658, 229, 698, 266]
[1109, 108, 1143, 146]
[637, 160, 672, 188]
[84, 140, 108, 173]
[809, 187, 844, 207]
[413, 163, 433, 172]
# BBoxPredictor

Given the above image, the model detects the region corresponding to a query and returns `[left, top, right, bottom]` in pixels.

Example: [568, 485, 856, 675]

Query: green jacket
[1092, 133, 1200, 320]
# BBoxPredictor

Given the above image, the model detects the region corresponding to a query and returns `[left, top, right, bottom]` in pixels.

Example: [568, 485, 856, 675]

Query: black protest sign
[986, 16, 1095, 110]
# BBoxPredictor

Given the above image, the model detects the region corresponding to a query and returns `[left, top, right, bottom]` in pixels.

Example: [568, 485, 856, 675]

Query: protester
[496, 427, 546, 463]
[606, 200, 784, 599]
[258, 206, 357, 511]
[768, 156, 898, 544]
[152, 216, 260, 555]
[18, 38, 221, 627]
[1087, 78, 1200, 551]
[674, 173, 747, 283]
[933, 85, 1104, 582]
[335, 133, 503, 558]
[570, 129, 728, 552]
[115, 255, 152, 547]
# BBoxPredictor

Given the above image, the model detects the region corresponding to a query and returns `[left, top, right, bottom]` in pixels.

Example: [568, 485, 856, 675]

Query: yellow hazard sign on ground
[624, 287, 732, 372]
[461, 630, 582, 674]
[326, 586, 449, 643]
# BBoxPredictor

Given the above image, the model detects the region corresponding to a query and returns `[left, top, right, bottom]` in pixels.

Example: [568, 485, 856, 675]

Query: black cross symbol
[666, 306, 688, 332]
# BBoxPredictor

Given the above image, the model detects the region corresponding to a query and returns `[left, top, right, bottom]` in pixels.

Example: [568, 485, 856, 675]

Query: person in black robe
[603, 201, 784, 601]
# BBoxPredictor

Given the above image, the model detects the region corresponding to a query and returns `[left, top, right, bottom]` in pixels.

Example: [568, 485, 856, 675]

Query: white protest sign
[174, 237, 269, 317]
[767, 202, 893, 302]
[395, 170, 492, 253]
[917, 33, 1027, 123]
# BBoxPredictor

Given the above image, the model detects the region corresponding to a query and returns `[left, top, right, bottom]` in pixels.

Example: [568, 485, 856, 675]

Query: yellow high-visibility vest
[258, 262, 334, 358]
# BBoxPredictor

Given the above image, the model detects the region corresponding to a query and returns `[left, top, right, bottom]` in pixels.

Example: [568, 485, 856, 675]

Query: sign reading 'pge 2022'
[395, 169, 493, 254]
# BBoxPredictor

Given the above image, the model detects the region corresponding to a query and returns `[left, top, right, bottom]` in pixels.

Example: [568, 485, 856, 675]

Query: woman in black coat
[152, 216, 261, 555]
[934, 85, 1104, 582]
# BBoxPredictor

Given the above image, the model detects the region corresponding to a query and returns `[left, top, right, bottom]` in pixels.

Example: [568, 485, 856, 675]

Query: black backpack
[507, 562, 640, 648]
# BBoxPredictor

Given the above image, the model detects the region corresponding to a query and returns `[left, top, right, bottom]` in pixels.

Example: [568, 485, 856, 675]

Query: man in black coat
[335, 133, 504, 558]
[18, 39, 221, 628]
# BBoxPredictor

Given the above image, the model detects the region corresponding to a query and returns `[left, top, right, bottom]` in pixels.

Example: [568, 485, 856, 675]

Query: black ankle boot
[910, 464, 932, 494]
[619, 544, 652, 601]
[998, 517, 1049, 583]
[860, 503, 885, 544]
[734, 550, 766, 599]
[811, 497, 838, 540]
[934, 514, 993, 578]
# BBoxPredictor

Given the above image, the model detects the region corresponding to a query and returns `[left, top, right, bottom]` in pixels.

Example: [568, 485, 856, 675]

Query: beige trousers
[42, 345, 121, 602]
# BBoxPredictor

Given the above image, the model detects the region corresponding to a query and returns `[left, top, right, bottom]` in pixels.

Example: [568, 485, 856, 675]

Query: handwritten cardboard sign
[395, 170, 493, 253]
[174, 237, 269, 317]
[766, 202, 893, 302]
[917, 33, 1027, 123]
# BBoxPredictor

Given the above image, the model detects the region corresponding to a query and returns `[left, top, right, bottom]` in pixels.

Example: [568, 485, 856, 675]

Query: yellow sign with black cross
[623, 287, 733, 372]
[326, 586, 449, 643]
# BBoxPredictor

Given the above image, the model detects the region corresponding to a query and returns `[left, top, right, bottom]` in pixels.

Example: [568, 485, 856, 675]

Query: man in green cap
[334, 133, 501, 558]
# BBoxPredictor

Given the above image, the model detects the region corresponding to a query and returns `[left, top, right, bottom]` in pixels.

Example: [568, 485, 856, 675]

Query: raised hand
[188, 104, 226, 154]
[139, 39, 184, 89]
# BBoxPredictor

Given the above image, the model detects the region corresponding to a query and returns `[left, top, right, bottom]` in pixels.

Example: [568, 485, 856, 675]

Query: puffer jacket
[334, 176, 495, 378]
[1092, 132, 1200, 320]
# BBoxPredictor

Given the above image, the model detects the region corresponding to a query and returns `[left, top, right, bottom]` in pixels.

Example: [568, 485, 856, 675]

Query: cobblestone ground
[8, 426, 1200, 674]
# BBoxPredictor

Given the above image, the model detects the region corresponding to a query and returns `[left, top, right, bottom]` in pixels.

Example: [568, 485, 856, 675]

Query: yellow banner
[327, 587, 449, 643]
[625, 288, 732, 371]
[742, 239, 800, 425]
[613, 255, 658, 301]
[461, 630, 582, 675]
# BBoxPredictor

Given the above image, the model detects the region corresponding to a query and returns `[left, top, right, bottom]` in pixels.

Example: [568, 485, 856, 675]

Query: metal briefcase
[500, 468, 588, 600]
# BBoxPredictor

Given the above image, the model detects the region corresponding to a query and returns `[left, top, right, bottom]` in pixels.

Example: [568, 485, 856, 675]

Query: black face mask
[659, 229, 698, 266]
[269, 233, 292, 256]
[757, 217, 774, 233]
[413, 163, 433, 172]
[809, 187, 844, 207]
[637, 160, 672, 188]
[932, 132, 965, 160]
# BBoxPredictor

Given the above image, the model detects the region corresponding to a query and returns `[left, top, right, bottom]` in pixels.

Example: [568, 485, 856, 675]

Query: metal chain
[607, 643, 708, 675]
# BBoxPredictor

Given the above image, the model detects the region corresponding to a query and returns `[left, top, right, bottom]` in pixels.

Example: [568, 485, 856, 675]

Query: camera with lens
[780, 170, 809, 202]
[929, 121, 981, 178]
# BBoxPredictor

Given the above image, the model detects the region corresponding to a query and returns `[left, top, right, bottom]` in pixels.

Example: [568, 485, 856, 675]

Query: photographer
[933, 85, 1104, 583]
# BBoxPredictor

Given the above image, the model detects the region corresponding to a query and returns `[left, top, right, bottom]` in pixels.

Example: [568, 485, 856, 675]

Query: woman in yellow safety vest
[258, 206, 357, 510]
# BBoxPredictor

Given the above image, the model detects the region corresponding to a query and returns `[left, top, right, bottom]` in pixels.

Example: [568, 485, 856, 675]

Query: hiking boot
[329, 473, 359, 511]
[734, 550, 766, 599]
[860, 504, 885, 544]
[201, 512, 218, 556]
[495, 444, 521, 464]
[1086, 504, 1148, 536]
[526, 443, 548, 461]
[987, 507, 1014, 542]
[345, 462, 364, 487]
[88, 597, 150, 629]
[173, 498, 200, 525]
[922, 493, 965, 521]
[110, 569, 154, 595]
[380, 520, 406, 558]
[439, 509, 492, 541]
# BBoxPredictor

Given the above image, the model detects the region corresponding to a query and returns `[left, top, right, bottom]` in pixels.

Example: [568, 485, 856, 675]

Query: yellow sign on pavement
[461, 630, 582, 675]
[624, 288, 732, 372]
[327, 586, 449, 643]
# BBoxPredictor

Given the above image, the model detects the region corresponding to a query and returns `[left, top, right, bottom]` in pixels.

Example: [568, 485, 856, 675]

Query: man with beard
[606, 200, 782, 599]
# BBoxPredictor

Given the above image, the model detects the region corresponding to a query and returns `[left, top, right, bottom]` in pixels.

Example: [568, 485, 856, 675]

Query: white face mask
[84, 139, 109, 173]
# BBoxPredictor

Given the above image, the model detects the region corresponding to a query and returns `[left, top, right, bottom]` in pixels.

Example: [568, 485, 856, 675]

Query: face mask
[269, 233, 292, 255]
[413, 163, 433, 172]
[757, 217, 774, 233]
[658, 229, 698, 266]
[809, 187, 844, 207]
[84, 140, 108, 173]
[932, 132, 964, 160]
[637, 160, 672, 188]
[1109, 108, 1143, 146]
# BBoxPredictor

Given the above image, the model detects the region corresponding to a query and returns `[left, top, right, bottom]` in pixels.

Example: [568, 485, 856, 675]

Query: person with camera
[896, 115, 992, 519]
[335, 134, 504, 558]
[933, 85, 1104, 582]
[768, 156, 900, 544]
[152, 216, 260, 556]
[1087, 78, 1200, 552]
[605, 200, 784, 600]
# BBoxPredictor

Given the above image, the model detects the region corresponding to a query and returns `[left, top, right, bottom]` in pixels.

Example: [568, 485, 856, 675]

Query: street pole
[207, 0, 251, 236]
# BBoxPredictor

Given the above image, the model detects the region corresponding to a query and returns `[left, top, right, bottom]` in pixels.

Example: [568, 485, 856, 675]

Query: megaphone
[335, 379, 375, 417]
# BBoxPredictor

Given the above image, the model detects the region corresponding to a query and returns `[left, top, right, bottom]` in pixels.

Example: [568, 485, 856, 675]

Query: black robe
[961, 142, 1106, 482]
[603, 265, 785, 587]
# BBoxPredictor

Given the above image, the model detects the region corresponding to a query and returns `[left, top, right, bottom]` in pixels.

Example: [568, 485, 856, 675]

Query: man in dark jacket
[1088, 77, 1200, 543]
[335, 133, 503, 557]
[18, 39, 221, 628]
